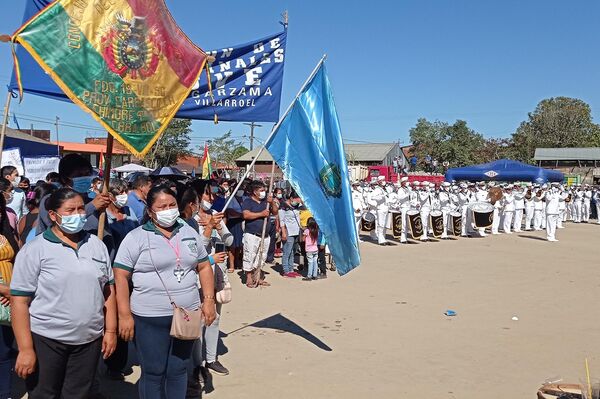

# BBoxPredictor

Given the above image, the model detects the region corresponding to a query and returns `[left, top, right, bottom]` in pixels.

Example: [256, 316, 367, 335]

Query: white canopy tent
[113, 163, 152, 173]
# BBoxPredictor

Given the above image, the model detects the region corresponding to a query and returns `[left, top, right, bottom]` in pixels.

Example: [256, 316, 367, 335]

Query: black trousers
[26, 333, 102, 399]
[104, 337, 128, 372]
[318, 246, 327, 274]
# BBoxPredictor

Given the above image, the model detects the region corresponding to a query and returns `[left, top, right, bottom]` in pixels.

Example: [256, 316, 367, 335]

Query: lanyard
[163, 237, 184, 283]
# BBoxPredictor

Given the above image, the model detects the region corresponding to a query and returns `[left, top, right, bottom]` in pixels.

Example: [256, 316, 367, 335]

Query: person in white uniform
[594, 187, 600, 224]
[545, 182, 564, 242]
[524, 183, 535, 230]
[438, 182, 453, 239]
[583, 184, 592, 222]
[367, 176, 390, 245]
[572, 184, 583, 223]
[512, 184, 525, 232]
[351, 182, 365, 242]
[474, 182, 488, 236]
[533, 186, 546, 230]
[455, 183, 471, 237]
[501, 185, 515, 234]
[417, 183, 432, 241]
[396, 177, 412, 243]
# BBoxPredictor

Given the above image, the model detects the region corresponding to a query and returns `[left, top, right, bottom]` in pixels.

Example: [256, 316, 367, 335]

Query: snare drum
[470, 202, 494, 228]
[361, 211, 376, 232]
[429, 210, 444, 238]
[407, 210, 423, 238]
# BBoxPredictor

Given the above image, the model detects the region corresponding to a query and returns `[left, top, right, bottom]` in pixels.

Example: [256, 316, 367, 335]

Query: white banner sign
[1, 148, 24, 176]
[23, 157, 60, 183]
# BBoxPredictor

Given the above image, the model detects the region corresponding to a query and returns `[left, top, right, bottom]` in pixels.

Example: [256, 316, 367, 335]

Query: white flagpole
[221, 54, 327, 212]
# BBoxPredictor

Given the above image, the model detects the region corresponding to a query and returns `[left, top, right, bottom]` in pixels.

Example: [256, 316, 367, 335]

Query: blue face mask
[71, 176, 93, 194]
[58, 213, 87, 234]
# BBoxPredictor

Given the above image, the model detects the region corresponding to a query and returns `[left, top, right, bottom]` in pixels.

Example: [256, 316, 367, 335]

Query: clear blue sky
[2, 0, 600, 151]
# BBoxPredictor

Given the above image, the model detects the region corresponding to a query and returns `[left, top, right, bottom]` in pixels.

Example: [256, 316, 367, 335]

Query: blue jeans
[134, 315, 194, 399]
[0, 325, 14, 399]
[281, 236, 297, 274]
[306, 251, 318, 278]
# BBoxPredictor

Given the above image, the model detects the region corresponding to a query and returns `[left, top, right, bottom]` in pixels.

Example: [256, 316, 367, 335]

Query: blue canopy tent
[3, 128, 58, 157]
[445, 159, 564, 183]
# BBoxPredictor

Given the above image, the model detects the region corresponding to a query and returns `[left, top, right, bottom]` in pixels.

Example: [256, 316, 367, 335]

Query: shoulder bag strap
[146, 233, 177, 308]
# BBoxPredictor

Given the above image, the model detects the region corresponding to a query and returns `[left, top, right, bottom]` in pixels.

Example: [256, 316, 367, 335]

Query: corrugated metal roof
[534, 147, 600, 161]
[5, 127, 52, 145]
[236, 143, 399, 163]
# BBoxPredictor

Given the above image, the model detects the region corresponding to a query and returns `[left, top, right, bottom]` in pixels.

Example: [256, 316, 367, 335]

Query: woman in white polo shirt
[10, 188, 117, 399]
[113, 185, 216, 399]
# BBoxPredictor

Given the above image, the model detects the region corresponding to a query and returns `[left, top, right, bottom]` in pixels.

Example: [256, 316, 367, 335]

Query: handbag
[215, 263, 232, 304]
[0, 276, 10, 326]
[147, 235, 202, 340]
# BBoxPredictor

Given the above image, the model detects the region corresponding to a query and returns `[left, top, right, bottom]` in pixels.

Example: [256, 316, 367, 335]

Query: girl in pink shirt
[302, 218, 319, 281]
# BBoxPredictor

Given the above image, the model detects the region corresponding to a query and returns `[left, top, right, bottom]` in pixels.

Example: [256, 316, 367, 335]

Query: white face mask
[154, 208, 180, 228]
[12, 176, 21, 188]
[258, 191, 266, 200]
[114, 194, 128, 208]
[201, 200, 213, 211]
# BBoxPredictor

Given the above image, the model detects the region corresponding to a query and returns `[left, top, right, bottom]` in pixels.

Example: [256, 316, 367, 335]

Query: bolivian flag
[201, 142, 212, 179]
[12, 0, 208, 157]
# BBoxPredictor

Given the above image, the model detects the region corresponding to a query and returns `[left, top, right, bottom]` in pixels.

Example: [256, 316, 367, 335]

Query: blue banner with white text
[8, 0, 286, 123]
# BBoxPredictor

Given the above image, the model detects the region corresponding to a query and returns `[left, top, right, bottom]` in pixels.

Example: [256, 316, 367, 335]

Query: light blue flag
[266, 63, 360, 275]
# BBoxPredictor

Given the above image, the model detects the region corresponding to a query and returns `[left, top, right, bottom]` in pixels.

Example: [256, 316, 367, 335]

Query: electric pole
[243, 122, 262, 150]
[55, 116, 60, 156]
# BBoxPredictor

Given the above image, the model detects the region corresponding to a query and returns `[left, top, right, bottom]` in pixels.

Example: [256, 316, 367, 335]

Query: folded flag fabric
[201, 143, 212, 179]
[266, 62, 361, 275]
[12, 0, 208, 157]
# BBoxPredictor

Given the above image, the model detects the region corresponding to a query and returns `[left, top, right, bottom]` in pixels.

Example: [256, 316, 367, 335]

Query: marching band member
[438, 182, 452, 239]
[594, 187, 600, 224]
[524, 183, 535, 230]
[488, 182, 502, 235]
[557, 184, 566, 229]
[367, 176, 390, 245]
[533, 185, 546, 230]
[417, 183, 432, 241]
[474, 182, 488, 236]
[501, 185, 515, 234]
[512, 183, 525, 232]
[573, 184, 583, 223]
[583, 184, 592, 222]
[456, 183, 471, 237]
[351, 182, 365, 242]
[545, 182, 564, 242]
[396, 177, 412, 243]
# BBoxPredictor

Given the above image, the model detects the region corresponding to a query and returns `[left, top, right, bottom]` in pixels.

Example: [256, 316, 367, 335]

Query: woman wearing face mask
[103, 179, 139, 380]
[18, 183, 56, 246]
[188, 181, 233, 382]
[0, 193, 20, 399]
[10, 188, 117, 398]
[225, 182, 245, 274]
[1, 166, 27, 221]
[0, 178, 18, 232]
[113, 186, 216, 399]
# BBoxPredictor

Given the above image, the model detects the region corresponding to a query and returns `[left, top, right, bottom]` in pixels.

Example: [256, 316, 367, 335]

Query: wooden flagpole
[221, 54, 327, 213]
[97, 133, 113, 238]
[0, 92, 13, 164]
[252, 160, 277, 287]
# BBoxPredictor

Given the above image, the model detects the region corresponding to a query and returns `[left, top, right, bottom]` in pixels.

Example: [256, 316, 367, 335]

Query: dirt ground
[14, 221, 600, 398]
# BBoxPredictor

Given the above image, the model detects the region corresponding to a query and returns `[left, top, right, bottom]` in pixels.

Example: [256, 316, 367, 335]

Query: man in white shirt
[474, 182, 488, 236]
[512, 183, 525, 232]
[524, 183, 535, 230]
[502, 185, 515, 234]
[438, 182, 453, 239]
[417, 183, 432, 241]
[545, 182, 564, 242]
[351, 182, 365, 241]
[396, 177, 412, 243]
[583, 184, 592, 222]
[368, 176, 390, 245]
[573, 184, 583, 223]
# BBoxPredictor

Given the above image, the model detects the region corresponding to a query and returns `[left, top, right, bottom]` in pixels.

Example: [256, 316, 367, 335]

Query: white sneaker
[547, 238, 558, 242]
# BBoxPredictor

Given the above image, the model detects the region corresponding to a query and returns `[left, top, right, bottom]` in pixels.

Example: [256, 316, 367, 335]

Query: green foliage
[142, 119, 192, 169]
[510, 97, 600, 163]
[208, 130, 249, 168]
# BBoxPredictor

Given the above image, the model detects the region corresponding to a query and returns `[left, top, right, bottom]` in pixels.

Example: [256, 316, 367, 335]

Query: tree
[409, 118, 485, 168]
[479, 137, 512, 163]
[207, 131, 249, 168]
[142, 119, 193, 169]
[510, 97, 600, 163]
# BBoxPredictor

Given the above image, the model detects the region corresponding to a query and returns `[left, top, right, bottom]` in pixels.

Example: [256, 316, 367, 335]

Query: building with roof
[56, 140, 132, 169]
[235, 142, 405, 178]
[534, 147, 600, 184]
[2, 126, 58, 157]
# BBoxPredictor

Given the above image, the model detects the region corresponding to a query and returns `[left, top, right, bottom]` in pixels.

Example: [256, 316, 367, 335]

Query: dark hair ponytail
[307, 217, 319, 242]
[0, 194, 19, 256]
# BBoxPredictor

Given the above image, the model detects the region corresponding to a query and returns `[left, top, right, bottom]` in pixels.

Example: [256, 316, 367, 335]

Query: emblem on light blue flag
[319, 163, 342, 198]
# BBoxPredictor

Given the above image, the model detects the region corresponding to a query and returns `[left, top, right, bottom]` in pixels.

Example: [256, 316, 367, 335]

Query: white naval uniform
[594, 190, 600, 224]
[418, 190, 431, 240]
[545, 190, 563, 241]
[583, 190, 592, 222]
[491, 197, 503, 234]
[352, 188, 365, 239]
[513, 189, 525, 232]
[502, 192, 515, 234]
[456, 191, 471, 236]
[573, 190, 583, 223]
[368, 185, 389, 244]
[475, 189, 488, 236]
[438, 190, 452, 239]
[524, 191, 535, 230]
[533, 191, 545, 230]
[397, 186, 412, 242]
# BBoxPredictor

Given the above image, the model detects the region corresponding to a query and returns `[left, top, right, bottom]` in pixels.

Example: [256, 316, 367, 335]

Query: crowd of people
[0, 154, 331, 399]
[354, 176, 600, 245]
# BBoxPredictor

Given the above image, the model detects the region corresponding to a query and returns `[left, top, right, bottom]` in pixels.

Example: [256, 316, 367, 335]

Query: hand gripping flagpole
[221, 54, 327, 212]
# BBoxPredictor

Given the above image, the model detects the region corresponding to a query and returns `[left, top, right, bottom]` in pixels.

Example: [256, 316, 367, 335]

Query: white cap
[526, 182, 532, 187]
[488, 181, 496, 187]
[400, 176, 409, 183]
[377, 176, 386, 182]
[541, 183, 548, 189]
[460, 182, 468, 189]
[413, 181, 420, 186]
[442, 182, 451, 187]
[429, 182, 435, 188]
